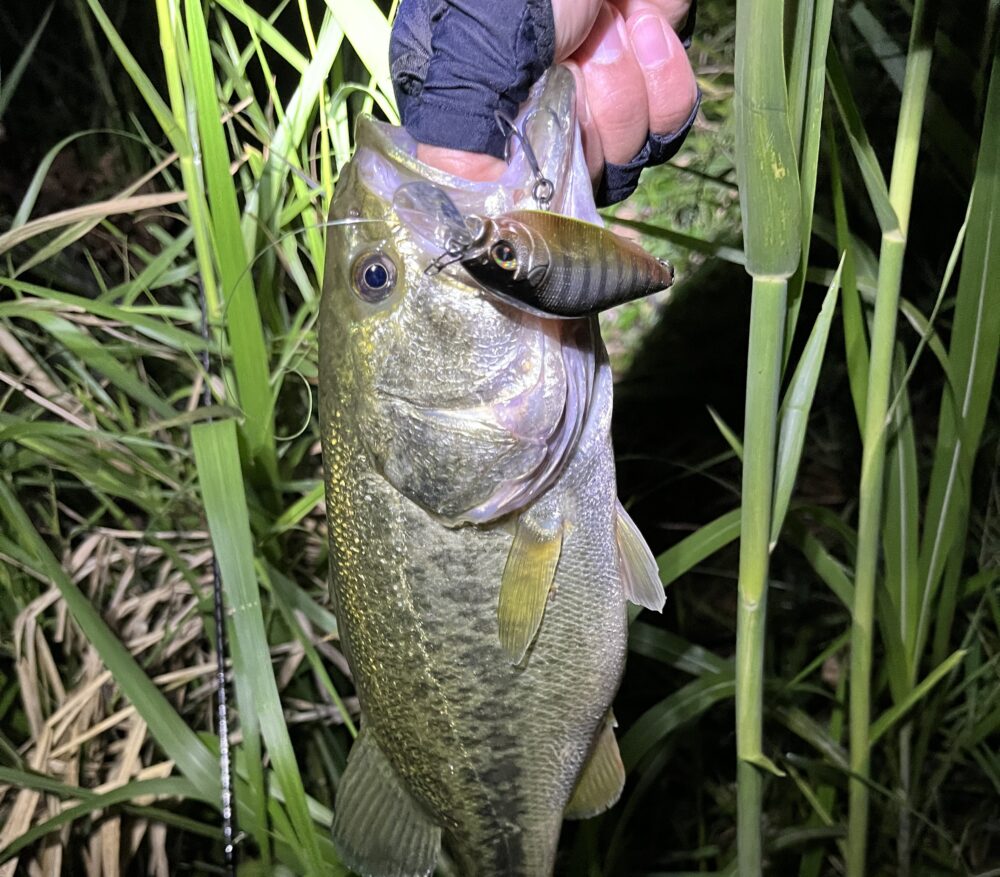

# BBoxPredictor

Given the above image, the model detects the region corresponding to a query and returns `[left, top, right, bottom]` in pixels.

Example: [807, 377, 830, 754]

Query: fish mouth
[351, 66, 602, 522]
[352, 66, 601, 226]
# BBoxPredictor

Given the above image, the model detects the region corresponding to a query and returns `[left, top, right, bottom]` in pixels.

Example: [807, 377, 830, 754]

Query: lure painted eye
[490, 240, 518, 271]
[352, 252, 397, 302]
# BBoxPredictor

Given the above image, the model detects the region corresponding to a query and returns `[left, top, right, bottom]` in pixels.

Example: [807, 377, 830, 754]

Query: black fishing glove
[389, 0, 699, 206]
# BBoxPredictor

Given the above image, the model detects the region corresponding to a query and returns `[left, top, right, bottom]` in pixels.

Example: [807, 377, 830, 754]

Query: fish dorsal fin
[497, 513, 564, 664]
[332, 729, 442, 877]
[564, 711, 625, 819]
[616, 501, 665, 612]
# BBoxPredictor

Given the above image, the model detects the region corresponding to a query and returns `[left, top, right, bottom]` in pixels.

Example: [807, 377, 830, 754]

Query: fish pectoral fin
[332, 729, 441, 877]
[616, 501, 666, 612]
[564, 711, 626, 820]
[497, 516, 564, 664]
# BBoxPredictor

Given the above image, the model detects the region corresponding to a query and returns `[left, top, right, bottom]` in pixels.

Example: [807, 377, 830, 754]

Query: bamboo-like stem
[736, 276, 787, 876]
[733, 0, 800, 867]
[846, 1, 938, 872]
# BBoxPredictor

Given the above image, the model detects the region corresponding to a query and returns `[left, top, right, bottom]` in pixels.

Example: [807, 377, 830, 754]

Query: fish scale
[321, 67, 667, 877]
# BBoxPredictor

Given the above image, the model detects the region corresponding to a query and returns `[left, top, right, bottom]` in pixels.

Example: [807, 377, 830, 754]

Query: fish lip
[352, 66, 600, 225]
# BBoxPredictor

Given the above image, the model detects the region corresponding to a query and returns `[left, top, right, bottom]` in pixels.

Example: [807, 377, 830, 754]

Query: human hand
[399, 0, 698, 198]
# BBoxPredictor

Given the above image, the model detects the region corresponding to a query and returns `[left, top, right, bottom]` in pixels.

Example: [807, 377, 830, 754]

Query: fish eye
[352, 251, 397, 302]
[490, 240, 518, 271]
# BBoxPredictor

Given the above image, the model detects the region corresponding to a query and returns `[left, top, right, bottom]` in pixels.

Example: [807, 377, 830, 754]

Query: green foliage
[0, 0, 997, 875]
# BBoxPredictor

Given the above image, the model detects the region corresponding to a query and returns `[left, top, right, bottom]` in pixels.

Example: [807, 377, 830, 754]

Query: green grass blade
[787, 0, 816, 152]
[847, 2, 940, 870]
[784, 515, 855, 609]
[185, 0, 276, 480]
[608, 218, 747, 265]
[916, 44, 1000, 666]
[0, 4, 53, 121]
[707, 405, 744, 459]
[882, 348, 921, 696]
[657, 508, 741, 587]
[620, 671, 736, 771]
[826, 47, 899, 234]
[262, 565, 357, 737]
[629, 623, 729, 677]
[192, 420, 326, 875]
[733, 0, 803, 864]
[771, 260, 842, 542]
[265, 564, 338, 635]
[0, 776, 206, 861]
[153, 0, 226, 336]
[736, 274, 787, 872]
[321, 0, 394, 113]
[869, 649, 967, 746]
[785, 0, 835, 358]
[214, 0, 309, 71]
[11, 130, 118, 230]
[828, 114, 869, 429]
[849, 1, 976, 177]
[268, 482, 325, 537]
[20, 311, 176, 419]
[1, 278, 208, 352]
[849, 2, 906, 88]
[83, 0, 180, 150]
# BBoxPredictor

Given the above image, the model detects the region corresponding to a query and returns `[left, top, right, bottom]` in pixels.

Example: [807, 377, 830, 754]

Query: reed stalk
[733, 0, 802, 870]
[846, 1, 938, 872]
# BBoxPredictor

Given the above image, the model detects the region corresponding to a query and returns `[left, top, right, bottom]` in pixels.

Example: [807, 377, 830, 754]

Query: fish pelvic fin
[497, 514, 564, 664]
[564, 711, 626, 820]
[332, 729, 442, 877]
[616, 500, 666, 612]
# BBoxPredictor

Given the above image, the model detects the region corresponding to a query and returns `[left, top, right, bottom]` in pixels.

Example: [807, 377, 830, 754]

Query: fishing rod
[199, 279, 237, 877]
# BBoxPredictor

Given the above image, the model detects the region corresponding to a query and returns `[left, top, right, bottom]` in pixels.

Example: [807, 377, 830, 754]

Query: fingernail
[591, 5, 625, 63]
[629, 14, 675, 68]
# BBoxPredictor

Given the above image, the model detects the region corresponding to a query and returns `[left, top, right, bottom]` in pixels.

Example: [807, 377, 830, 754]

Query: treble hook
[494, 110, 555, 210]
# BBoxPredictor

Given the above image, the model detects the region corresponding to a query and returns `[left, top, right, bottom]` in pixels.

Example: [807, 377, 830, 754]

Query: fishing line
[204, 217, 393, 421]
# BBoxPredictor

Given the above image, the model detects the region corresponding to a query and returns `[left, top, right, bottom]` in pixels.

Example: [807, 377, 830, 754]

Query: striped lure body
[460, 210, 674, 317]
[393, 181, 674, 318]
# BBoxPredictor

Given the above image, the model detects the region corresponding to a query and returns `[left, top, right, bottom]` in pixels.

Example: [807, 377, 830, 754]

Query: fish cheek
[371, 398, 547, 523]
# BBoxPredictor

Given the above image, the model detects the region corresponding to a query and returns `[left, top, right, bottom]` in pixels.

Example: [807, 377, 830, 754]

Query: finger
[625, 11, 698, 134]
[415, 144, 507, 181]
[552, 0, 603, 61]
[564, 61, 606, 182]
[612, 0, 692, 34]
[574, 3, 650, 166]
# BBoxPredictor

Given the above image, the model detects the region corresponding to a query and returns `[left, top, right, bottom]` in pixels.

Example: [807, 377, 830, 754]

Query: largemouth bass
[320, 66, 665, 877]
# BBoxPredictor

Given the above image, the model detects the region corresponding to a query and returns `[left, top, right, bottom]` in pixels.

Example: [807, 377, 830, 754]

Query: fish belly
[329, 403, 626, 876]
